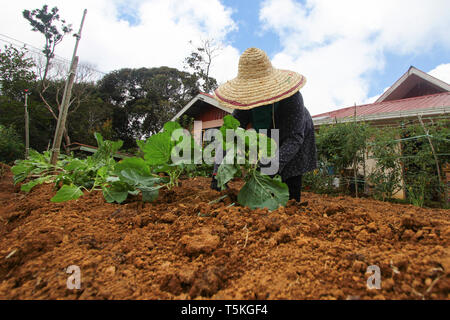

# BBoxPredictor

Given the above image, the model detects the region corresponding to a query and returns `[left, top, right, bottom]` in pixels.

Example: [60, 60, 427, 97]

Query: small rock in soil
[356, 229, 370, 242]
[180, 231, 220, 256]
[367, 222, 377, 232]
[401, 229, 415, 241]
[325, 204, 345, 216]
[160, 212, 177, 224]
[352, 260, 367, 273]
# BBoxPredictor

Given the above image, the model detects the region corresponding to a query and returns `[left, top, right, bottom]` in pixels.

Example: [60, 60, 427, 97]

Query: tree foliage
[316, 121, 370, 179]
[367, 128, 403, 201]
[98, 66, 201, 147]
[0, 45, 36, 100]
[184, 39, 220, 94]
[23, 5, 72, 84]
[0, 124, 25, 164]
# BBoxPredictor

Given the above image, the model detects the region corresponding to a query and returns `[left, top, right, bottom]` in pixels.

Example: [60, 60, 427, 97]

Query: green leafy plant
[367, 128, 403, 201]
[101, 121, 201, 203]
[11, 133, 129, 203]
[102, 157, 166, 203]
[401, 120, 449, 206]
[407, 173, 427, 207]
[215, 115, 289, 211]
[138, 121, 201, 189]
[0, 125, 25, 164]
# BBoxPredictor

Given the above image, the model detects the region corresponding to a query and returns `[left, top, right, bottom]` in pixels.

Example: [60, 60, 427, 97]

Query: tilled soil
[0, 164, 449, 300]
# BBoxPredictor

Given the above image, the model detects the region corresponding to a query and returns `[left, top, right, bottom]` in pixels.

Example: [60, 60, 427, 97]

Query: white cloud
[259, 0, 450, 115]
[0, 0, 238, 83]
[428, 63, 450, 84]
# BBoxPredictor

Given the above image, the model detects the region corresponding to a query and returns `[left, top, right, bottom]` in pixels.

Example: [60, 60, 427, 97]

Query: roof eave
[375, 66, 450, 103]
[170, 93, 233, 122]
[313, 105, 450, 126]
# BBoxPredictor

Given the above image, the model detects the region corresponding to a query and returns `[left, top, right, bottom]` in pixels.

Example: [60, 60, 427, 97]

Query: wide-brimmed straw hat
[214, 47, 306, 110]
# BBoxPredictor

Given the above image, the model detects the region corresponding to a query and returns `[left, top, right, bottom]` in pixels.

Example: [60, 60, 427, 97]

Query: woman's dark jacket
[232, 91, 317, 180]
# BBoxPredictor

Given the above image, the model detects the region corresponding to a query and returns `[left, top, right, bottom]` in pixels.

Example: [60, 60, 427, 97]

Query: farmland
[0, 163, 449, 300]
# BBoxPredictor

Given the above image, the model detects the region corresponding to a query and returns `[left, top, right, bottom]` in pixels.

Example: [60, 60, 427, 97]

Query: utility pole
[50, 9, 87, 165]
[24, 89, 31, 158]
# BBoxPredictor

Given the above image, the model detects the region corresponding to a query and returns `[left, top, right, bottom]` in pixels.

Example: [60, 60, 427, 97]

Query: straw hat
[214, 47, 306, 110]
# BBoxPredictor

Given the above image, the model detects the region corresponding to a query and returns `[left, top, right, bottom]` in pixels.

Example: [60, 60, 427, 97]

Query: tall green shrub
[314, 121, 370, 194]
[0, 124, 25, 164]
[400, 119, 449, 206]
[367, 127, 403, 201]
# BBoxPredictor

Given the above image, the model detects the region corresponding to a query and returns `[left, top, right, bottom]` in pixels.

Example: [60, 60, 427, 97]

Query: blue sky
[1, 0, 449, 115]
[222, 0, 282, 56]
[222, 0, 450, 105]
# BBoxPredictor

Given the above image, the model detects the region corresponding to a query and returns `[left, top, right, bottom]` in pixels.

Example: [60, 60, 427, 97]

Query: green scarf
[250, 102, 279, 131]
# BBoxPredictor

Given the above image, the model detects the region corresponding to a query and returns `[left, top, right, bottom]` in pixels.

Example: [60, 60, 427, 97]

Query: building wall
[196, 105, 229, 122]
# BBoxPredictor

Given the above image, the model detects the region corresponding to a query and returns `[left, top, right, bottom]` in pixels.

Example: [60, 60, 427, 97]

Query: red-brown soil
[0, 164, 449, 300]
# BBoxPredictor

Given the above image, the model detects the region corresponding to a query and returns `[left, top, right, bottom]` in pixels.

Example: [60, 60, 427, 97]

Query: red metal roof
[312, 92, 450, 119]
[199, 92, 215, 99]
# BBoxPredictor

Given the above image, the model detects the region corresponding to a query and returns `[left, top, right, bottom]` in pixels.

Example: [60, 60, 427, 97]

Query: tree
[23, 5, 72, 87]
[0, 124, 25, 164]
[68, 84, 115, 146]
[99, 66, 201, 148]
[23, 5, 74, 148]
[184, 39, 220, 93]
[0, 45, 36, 100]
[23, 5, 94, 150]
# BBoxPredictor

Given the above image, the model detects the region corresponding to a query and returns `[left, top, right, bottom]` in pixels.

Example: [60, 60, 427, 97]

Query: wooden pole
[24, 91, 30, 158]
[50, 9, 87, 165]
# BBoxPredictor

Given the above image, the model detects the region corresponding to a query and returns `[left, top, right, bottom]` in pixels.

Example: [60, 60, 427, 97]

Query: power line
[0, 33, 108, 76]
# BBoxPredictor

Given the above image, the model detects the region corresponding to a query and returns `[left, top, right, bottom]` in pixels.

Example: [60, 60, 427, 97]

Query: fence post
[417, 115, 443, 198]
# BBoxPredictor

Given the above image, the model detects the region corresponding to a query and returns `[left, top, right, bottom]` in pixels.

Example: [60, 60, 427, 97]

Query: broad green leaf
[11, 164, 32, 184]
[120, 169, 161, 187]
[106, 176, 120, 183]
[115, 157, 150, 176]
[102, 183, 129, 203]
[97, 166, 109, 179]
[64, 159, 85, 171]
[20, 176, 53, 192]
[142, 132, 172, 165]
[237, 171, 289, 211]
[163, 121, 182, 136]
[136, 139, 146, 152]
[51, 185, 84, 203]
[216, 163, 238, 191]
[11, 163, 30, 176]
[94, 132, 104, 147]
[21, 180, 40, 193]
[93, 132, 123, 161]
[111, 140, 124, 153]
[141, 186, 162, 202]
[219, 115, 241, 151]
[151, 163, 170, 174]
[222, 115, 240, 130]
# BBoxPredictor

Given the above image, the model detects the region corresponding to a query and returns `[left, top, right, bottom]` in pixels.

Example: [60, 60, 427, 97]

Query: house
[172, 67, 449, 199]
[311, 67, 449, 199]
[170, 92, 232, 145]
[312, 66, 450, 126]
[173, 66, 449, 132]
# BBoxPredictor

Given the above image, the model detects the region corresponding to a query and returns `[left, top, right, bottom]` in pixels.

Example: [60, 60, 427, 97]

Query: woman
[211, 47, 317, 202]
